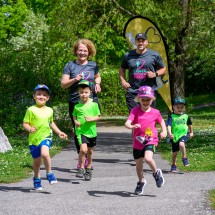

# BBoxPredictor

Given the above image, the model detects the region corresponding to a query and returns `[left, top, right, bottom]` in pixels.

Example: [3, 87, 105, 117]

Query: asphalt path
[0, 126, 214, 215]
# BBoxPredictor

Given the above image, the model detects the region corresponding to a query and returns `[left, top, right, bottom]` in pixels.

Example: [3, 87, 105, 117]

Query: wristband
[155, 72, 158, 77]
[95, 83, 100, 85]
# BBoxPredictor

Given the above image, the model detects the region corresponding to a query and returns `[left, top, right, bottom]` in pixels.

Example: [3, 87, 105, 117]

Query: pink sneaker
[84, 158, 93, 170]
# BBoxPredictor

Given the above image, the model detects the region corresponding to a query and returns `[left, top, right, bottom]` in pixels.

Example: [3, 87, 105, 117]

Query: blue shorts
[171, 134, 189, 152]
[29, 139, 52, 159]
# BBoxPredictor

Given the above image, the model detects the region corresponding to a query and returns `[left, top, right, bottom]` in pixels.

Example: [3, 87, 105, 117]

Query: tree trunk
[170, 0, 191, 100]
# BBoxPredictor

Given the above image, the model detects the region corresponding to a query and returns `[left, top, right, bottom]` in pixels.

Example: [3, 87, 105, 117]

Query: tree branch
[110, 0, 136, 16]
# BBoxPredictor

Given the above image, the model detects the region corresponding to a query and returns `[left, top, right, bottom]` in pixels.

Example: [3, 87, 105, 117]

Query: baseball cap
[173, 96, 186, 105]
[34, 84, 51, 95]
[137, 86, 155, 99]
[135, 33, 147, 40]
[77, 80, 92, 90]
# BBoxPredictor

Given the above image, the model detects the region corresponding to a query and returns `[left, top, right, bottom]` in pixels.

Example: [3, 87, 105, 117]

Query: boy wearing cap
[73, 80, 101, 180]
[23, 84, 68, 191]
[119, 33, 166, 112]
[166, 96, 193, 172]
[125, 85, 167, 195]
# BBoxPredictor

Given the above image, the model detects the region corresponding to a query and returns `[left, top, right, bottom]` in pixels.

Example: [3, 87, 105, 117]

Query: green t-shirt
[72, 100, 100, 138]
[23, 105, 53, 146]
[168, 113, 191, 143]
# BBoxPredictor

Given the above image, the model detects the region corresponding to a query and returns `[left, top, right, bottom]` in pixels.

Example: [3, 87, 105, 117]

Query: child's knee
[179, 142, 185, 148]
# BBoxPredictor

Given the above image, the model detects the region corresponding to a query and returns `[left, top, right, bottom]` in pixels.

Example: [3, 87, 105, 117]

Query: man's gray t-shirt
[63, 60, 99, 103]
[121, 49, 165, 92]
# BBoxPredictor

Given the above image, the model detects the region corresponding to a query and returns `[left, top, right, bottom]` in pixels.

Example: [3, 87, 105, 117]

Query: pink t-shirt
[127, 106, 163, 150]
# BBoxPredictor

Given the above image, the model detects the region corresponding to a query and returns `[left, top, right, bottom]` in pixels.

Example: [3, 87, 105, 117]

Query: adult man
[119, 33, 166, 111]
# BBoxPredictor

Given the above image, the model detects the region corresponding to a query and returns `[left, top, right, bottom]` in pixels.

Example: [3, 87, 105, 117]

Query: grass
[0, 93, 214, 208]
[0, 134, 68, 183]
[209, 190, 215, 210]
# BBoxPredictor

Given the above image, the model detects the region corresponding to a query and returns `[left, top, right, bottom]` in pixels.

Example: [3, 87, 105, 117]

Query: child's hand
[75, 121, 81, 127]
[58, 132, 68, 139]
[29, 126, 37, 133]
[160, 131, 167, 139]
[169, 133, 174, 139]
[189, 132, 194, 138]
[85, 116, 93, 122]
[133, 124, 141, 129]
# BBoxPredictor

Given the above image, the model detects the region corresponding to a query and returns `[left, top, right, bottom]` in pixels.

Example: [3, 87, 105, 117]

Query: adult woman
[61, 39, 101, 163]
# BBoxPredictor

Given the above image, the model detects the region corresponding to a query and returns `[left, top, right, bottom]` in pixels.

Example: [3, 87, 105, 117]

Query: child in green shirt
[73, 80, 101, 181]
[166, 96, 193, 172]
[23, 84, 67, 191]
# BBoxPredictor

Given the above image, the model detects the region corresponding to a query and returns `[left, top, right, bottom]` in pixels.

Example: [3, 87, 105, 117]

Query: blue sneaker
[33, 177, 43, 191]
[170, 165, 177, 173]
[182, 158, 190, 166]
[153, 169, 165, 187]
[46, 172, 57, 184]
[134, 179, 147, 195]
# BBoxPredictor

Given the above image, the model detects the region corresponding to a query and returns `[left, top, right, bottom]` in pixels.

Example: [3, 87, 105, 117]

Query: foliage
[0, 0, 215, 135]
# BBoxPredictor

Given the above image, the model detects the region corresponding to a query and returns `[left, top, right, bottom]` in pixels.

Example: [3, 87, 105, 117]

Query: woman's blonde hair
[72, 38, 96, 58]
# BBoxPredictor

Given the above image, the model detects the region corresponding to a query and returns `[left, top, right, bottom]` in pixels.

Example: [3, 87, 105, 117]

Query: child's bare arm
[189, 124, 193, 138]
[167, 125, 174, 139]
[50, 122, 67, 139]
[125, 120, 141, 129]
[73, 116, 81, 127]
[23, 122, 37, 133]
[159, 119, 167, 139]
[85, 115, 101, 122]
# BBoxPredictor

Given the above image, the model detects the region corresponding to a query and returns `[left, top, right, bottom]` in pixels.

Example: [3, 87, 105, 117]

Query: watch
[155, 72, 158, 77]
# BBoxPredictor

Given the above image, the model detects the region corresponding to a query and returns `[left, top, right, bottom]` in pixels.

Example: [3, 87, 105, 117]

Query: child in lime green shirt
[23, 84, 67, 191]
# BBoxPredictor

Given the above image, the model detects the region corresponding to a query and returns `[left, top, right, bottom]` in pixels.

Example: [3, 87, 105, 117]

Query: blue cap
[34, 84, 51, 95]
[174, 96, 186, 105]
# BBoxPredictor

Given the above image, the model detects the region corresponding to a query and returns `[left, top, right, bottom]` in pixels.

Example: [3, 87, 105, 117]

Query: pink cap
[137, 86, 155, 99]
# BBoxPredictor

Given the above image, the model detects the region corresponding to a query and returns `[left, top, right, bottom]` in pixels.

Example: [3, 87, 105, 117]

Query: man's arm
[119, 67, 131, 90]
[146, 67, 166, 78]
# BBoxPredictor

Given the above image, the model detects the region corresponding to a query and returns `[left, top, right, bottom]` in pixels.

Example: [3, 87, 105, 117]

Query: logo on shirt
[134, 60, 147, 80]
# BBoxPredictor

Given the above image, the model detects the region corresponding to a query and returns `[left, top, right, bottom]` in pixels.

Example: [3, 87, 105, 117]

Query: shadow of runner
[87, 190, 156, 198]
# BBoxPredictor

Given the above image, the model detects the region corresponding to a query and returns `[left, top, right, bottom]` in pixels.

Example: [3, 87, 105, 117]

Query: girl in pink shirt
[125, 86, 167, 195]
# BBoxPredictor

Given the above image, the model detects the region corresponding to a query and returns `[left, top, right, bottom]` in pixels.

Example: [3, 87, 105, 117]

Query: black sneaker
[153, 169, 165, 187]
[84, 168, 92, 181]
[76, 168, 85, 178]
[134, 179, 147, 195]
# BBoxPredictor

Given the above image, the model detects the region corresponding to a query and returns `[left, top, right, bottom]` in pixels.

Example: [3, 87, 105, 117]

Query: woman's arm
[94, 73, 101, 93]
[61, 74, 83, 89]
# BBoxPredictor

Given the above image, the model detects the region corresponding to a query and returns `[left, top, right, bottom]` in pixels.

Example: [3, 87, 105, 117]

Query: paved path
[0, 126, 214, 215]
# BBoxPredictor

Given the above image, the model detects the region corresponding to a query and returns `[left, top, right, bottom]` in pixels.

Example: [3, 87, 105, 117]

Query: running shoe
[134, 178, 147, 195]
[153, 169, 165, 187]
[33, 177, 43, 191]
[46, 172, 57, 184]
[182, 157, 190, 166]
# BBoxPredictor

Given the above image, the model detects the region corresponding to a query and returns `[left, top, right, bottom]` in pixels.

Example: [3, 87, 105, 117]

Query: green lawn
[0, 94, 214, 208]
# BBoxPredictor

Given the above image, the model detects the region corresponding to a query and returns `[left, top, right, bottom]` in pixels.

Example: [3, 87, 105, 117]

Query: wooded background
[0, 0, 214, 135]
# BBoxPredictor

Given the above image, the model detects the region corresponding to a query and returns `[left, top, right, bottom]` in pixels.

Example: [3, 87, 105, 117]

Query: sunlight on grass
[209, 190, 215, 210]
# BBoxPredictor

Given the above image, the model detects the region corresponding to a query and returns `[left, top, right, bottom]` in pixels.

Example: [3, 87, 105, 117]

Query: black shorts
[171, 134, 189, 152]
[77, 134, 97, 148]
[133, 145, 156, 160]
